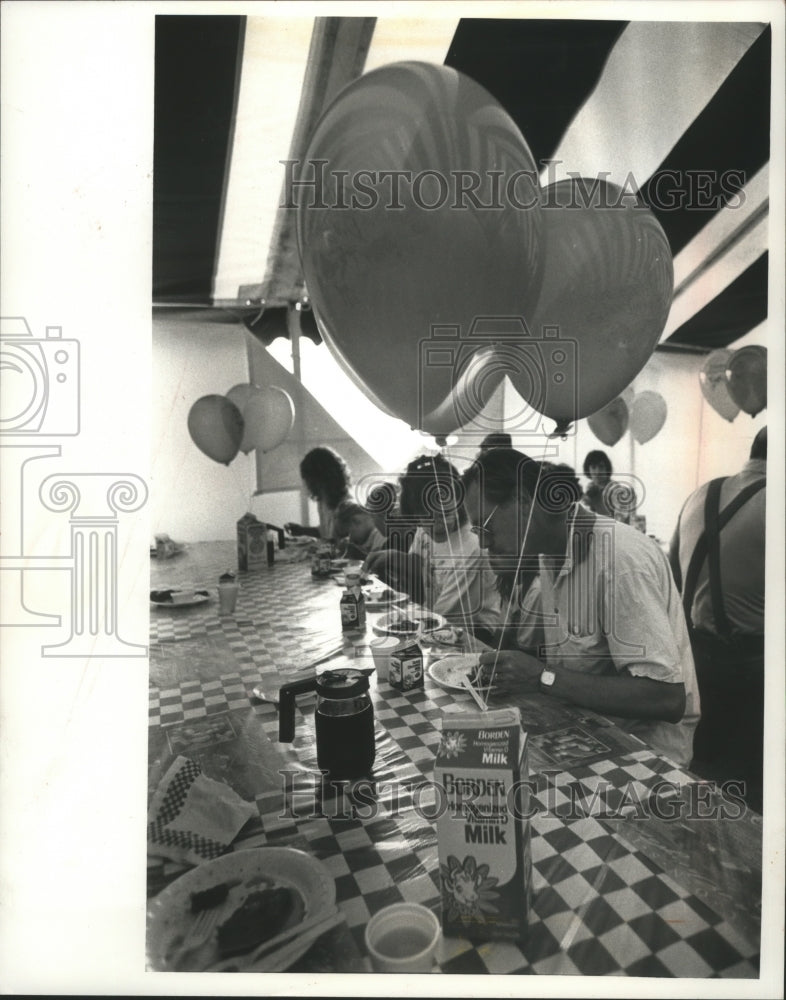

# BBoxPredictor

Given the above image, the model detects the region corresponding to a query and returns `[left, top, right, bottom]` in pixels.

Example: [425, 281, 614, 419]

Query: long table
[147, 541, 762, 977]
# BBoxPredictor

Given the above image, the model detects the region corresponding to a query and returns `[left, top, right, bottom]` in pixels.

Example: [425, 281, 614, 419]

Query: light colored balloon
[298, 61, 545, 434]
[507, 179, 673, 435]
[239, 386, 296, 454]
[726, 345, 767, 417]
[699, 349, 739, 422]
[187, 395, 244, 465]
[629, 390, 668, 444]
[587, 396, 629, 446]
[226, 383, 258, 414]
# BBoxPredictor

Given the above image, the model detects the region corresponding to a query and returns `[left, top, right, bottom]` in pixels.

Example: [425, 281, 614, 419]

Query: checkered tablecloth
[148, 553, 761, 977]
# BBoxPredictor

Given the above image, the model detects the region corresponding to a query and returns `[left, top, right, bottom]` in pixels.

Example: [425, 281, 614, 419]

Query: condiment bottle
[340, 568, 366, 631]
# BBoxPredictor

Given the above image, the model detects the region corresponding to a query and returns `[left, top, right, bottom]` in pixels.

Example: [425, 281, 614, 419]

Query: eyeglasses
[471, 504, 498, 542]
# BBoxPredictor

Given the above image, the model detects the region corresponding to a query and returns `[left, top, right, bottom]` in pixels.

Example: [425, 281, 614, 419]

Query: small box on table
[434, 707, 532, 943]
[237, 512, 268, 571]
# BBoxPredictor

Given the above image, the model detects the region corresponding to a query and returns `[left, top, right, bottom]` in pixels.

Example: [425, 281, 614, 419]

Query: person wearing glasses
[463, 448, 700, 768]
[364, 454, 500, 632]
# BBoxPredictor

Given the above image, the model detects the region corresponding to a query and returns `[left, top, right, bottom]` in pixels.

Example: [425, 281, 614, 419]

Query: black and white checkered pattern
[147, 757, 228, 861]
[149, 561, 760, 977]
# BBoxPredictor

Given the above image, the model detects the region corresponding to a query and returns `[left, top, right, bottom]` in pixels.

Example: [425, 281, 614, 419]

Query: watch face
[541, 670, 556, 687]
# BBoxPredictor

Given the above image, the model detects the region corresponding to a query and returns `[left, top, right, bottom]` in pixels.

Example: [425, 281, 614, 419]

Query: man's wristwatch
[539, 668, 557, 690]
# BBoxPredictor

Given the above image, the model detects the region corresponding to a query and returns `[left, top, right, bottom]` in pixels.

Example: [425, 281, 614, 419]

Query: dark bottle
[266, 530, 276, 567]
[340, 570, 366, 631]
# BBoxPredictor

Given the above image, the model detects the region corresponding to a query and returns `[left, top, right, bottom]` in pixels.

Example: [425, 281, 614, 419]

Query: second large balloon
[508, 179, 674, 434]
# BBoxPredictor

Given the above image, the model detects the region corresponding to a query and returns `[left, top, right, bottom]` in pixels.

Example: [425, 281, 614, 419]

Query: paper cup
[364, 902, 440, 973]
[369, 636, 401, 673]
[217, 582, 239, 615]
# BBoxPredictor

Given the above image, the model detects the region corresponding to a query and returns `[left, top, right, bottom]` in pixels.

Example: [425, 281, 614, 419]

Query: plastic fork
[170, 907, 221, 970]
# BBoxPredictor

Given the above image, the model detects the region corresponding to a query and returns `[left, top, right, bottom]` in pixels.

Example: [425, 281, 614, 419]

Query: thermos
[278, 668, 376, 781]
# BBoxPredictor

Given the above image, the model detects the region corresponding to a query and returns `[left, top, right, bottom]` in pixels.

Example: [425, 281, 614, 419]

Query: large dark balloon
[298, 61, 545, 435]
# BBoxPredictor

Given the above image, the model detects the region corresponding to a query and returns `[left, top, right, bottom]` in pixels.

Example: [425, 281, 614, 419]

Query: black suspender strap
[704, 478, 731, 640]
[681, 477, 766, 632]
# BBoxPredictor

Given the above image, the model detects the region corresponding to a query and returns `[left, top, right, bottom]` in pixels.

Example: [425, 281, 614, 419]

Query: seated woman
[285, 446, 352, 542]
[364, 454, 500, 632]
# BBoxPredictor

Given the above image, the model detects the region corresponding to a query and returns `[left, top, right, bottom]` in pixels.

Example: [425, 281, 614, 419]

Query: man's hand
[476, 649, 544, 698]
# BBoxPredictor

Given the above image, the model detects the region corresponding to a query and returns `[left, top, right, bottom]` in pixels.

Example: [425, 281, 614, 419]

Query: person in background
[365, 481, 413, 553]
[464, 448, 700, 768]
[364, 454, 500, 632]
[581, 449, 636, 524]
[285, 446, 352, 542]
[669, 427, 766, 812]
[477, 431, 513, 456]
[333, 502, 388, 561]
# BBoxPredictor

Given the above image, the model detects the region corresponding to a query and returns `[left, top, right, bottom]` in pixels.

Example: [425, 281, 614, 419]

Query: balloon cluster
[587, 389, 668, 447]
[187, 384, 295, 466]
[700, 345, 767, 422]
[296, 61, 675, 438]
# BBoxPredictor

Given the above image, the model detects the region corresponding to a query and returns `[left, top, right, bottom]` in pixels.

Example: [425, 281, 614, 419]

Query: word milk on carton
[435, 707, 532, 942]
[237, 513, 268, 571]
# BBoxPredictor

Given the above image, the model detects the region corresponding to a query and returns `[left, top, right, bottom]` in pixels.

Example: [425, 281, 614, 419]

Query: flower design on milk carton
[437, 731, 467, 759]
[440, 854, 500, 922]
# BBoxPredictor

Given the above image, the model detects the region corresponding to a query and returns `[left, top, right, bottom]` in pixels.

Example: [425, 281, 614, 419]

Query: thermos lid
[316, 668, 370, 699]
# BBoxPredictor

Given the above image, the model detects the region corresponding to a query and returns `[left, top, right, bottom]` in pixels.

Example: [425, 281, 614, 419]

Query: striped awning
[153, 14, 771, 352]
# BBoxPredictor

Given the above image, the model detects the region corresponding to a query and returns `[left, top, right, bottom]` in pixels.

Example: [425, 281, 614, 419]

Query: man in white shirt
[463, 450, 699, 768]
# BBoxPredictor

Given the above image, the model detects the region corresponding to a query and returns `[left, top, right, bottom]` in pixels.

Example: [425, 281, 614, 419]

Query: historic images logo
[0, 316, 147, 656]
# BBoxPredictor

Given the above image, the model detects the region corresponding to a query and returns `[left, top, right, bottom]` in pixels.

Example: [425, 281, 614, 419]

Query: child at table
[364, 455, 500, 633]
[333, 503, 388, 561]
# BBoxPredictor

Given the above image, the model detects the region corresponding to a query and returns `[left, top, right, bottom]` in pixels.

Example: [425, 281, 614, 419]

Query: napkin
[147, 756, 257, 866]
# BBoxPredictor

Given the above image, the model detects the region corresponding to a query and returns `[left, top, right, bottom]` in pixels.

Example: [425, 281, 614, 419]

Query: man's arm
[284, 522, 322, 539]
[477, 650, 686, 723]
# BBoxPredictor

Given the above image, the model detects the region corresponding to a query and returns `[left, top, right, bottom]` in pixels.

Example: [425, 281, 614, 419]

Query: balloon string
[476, 447, 548, 703]
[428, 450, 473, 646]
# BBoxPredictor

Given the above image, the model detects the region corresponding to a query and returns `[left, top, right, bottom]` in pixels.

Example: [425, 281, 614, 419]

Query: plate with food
[150, 588, 210, 608]
[418, 625, 465, 650]
[146, 847, 335, 972]
[363, 583, 408, 611]
[427, 653, 489, 693]
[373, 608, 446, 637]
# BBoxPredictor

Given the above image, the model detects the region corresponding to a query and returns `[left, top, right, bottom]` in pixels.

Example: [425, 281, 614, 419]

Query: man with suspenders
[669, 427, 767, 812]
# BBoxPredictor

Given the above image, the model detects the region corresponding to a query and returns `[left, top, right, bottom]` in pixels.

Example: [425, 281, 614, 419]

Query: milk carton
[434, 707, 532, 942]
[237, 513, 268, 571]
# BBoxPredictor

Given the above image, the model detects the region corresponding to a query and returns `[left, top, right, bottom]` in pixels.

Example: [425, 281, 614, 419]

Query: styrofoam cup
[369, 635, 402, 673]
[364, 902, 440, 973]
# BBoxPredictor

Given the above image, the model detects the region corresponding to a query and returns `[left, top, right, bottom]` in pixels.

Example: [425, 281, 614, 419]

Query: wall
[152, 311, 302, 542]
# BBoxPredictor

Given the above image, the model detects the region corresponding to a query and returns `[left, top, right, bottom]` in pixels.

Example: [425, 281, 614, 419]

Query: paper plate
[427, 654, 483, 692]
[146, 847, 335, 972]
[150, 588, 210, 608]
[365, 586, 408, 612]
[373, 608, 446, 637]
